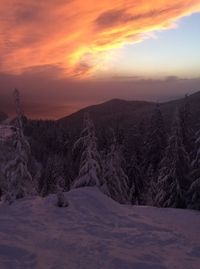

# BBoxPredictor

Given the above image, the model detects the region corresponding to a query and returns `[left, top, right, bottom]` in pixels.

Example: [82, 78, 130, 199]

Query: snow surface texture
[0, 187, 199, 269]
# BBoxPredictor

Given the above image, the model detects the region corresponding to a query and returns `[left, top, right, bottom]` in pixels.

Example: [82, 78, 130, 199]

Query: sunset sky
[0, 1, 200, 118]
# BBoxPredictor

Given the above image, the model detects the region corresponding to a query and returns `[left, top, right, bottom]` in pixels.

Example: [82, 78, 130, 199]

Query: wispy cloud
[0, 0, 200, 78]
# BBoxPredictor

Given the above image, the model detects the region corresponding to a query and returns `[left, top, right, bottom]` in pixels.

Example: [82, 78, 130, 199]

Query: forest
[0, 89, 200, 210]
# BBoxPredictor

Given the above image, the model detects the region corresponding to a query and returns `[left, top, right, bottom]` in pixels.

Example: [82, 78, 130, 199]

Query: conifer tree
[191, 129, 200, 179]
[179, 95, 195, 156]
[155, 110, 191, 208]
[188, 128, 200, 210]
[103, 133, 129, 204]
[73, 113, 102, 188]
[144, 164, 156, 205]
[187, 178, 200, 210]
[2, 89, 34, 203]
[41, 154, 65, 196]
[145, 103, 166, 173]
[127, 154, 144, 205]
[56, 176, 68, 207]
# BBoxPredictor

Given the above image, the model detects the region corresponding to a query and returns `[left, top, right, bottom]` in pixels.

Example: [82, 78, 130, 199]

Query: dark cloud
[14, 5, 41, 24]
[95, 4, 184, 30]
[95, 9, 125, 28]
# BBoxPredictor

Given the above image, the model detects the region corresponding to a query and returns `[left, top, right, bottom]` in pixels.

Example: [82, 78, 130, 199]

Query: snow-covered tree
[144, 164, 156, 205]
[187, 178, 200, 210]
[1, 89, 34, 203]
[29, 158, 42, 194]
[41, 154, 65, 196]
[188, 128, 200, 210]
[191, 129, 200, 179]
[102, 134, 129, 204]
[56, 176, 68, 208]
[73, 113, 102, 188]
[127, 154, 144, 205]
[155, 110, 191, 208]
[179, 95, 195, 157]
[144, 103, 167, 173]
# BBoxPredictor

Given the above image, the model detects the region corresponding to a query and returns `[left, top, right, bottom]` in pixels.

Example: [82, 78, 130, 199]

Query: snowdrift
[0, 187, 199, 269]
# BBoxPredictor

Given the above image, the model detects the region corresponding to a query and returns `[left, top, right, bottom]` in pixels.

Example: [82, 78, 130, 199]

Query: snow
[0, 125, 16, 142]
[0, 187, 199, 269]
[1, 118, 14, 125]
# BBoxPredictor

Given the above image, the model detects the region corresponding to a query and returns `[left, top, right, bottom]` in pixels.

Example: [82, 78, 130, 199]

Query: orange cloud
[0, 0, 200, 78]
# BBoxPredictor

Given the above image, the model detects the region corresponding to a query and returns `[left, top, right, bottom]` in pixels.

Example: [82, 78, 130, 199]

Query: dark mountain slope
[59, 99, 155, 134]
[59, 91, 200, 135]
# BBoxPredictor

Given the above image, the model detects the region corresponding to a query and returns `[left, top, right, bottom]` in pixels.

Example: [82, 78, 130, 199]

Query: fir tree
[145, 103, 166, 173]
[56, 176, 68, 208]
[155, 110, 191, 208]
[73, 113, 102, 188]
[188, 128, 200, 209]
[179, 95, 195, 156]
[41, 154, 65, 196]
[2, 89, 34, 203]
[187, 178, 200, 210]
[144, 165, 156, 206]
[103, 133, 129, 204]
[127, 154, 144, 205]
[191, 129, 200, 179]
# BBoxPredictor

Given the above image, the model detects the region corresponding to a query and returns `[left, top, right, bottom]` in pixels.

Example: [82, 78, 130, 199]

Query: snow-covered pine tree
[0, 170, 7, 201]
[191, 129, 200, 180]
[127, 154, 144, 205]
[179, 94, 195, 157]
[103, 133, 129, 204]
[144, 164, 156, 205]
[144, 103, 167, 173]
[2, 89, 34, 203]
[188, 128, 200, 210]
[155, 110, 191, 208]
[56, 176, 68, 207]
[41, 154, 65, 196]
[187, 178, 200, 210]
[29, 158, 42, 194]
[73, 113, 102, 188]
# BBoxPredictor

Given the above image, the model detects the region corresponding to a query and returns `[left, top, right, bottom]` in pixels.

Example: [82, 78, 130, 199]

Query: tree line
[0, 90, 199, 210]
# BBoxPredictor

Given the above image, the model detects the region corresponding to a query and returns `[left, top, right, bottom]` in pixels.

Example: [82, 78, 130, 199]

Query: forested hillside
[1, 91, 200, 210]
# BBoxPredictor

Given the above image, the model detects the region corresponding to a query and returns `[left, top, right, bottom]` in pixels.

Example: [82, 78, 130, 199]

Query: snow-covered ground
[0, 187, 199, 269]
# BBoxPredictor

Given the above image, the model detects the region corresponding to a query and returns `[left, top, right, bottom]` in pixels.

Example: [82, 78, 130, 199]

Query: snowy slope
[0, 187, 199, 269]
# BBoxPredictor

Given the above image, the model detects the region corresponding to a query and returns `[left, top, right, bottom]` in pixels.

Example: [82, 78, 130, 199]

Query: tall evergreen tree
[41, 154, 65, 196]
[145, 103, 167, 173]
[73, 113, 102, 188]
[187, 178, 200, 210]
[179, 95, 195, 156]
[127, 154, 144, 205]
[188, 128, 200, 210]
[2, 89, 34, 203]
[144, 164, 156, 205]
[155, 110, 191, 208]
[56, 175, 68, 207]
[191, 129, 200, 180]
[102, 133, 129, 204]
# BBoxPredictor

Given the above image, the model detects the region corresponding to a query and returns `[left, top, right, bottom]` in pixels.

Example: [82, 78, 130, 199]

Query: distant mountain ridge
[58, 91, 200, 132]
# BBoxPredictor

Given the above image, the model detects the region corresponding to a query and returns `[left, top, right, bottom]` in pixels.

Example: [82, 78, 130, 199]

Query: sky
[0, 1, 200, 119]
